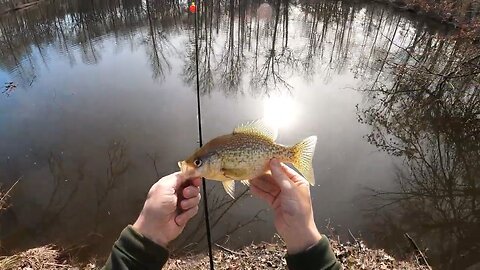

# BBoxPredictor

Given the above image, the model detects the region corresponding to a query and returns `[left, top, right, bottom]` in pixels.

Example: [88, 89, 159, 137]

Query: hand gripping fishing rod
[190, 1, 215, 269]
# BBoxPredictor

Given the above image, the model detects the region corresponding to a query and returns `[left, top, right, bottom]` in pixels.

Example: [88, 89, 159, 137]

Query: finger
[250, 184, 275, 205]
[183, 185, 200, 199]
[175, 205, 199, 226]
[181, 194, 201, 210]
[270, 159, 292, 191]
[279, 163, 308, 184]
[190, 177, 202, 187]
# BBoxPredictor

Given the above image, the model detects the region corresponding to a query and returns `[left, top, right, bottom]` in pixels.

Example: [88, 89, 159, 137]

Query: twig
[348, 229, 360, 246]
[29, 75, 36, 86]
[0, 177, 22, 202]
[214, 243, 244, 256]
[210, 188, 250, 229]
[219, 209, 265, 241]
[146, 153, 160, 179]
[404, 233, 432, 270]
[44, 262, 69, 267]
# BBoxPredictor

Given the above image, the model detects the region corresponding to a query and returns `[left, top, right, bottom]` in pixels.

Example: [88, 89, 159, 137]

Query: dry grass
[0, 245, 101, 270]
[164, 241, 286, 270]
[0, 245, 69, 270]
[330, 238, 430, 270]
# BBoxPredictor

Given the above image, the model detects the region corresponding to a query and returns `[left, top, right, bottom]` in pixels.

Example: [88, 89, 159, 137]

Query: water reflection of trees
[182, 0, 451, 96]
[358, 33, 480, 269]
[144, 0, 176, 80]
[0, 0, 180, 86]
[184, 0, 298, 96]
[250, 0, 297, 93]
[0, 0, 458, 97]
[0, 140, 131, 254]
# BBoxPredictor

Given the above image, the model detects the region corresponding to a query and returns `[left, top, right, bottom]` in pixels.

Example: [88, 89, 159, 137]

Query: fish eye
[193, 158, 203, 167]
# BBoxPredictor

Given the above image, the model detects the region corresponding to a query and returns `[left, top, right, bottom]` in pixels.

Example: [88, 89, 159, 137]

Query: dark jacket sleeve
[286, 235, 342, 270]
[102, 225, 169, 270]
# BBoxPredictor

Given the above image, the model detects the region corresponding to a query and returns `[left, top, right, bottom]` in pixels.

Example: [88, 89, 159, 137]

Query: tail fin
[291, 136, 317, 185]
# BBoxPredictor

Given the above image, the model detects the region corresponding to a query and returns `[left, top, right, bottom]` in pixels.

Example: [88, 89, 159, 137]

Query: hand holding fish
[250, 159, 322, 255]
[132, 172, 201, 248]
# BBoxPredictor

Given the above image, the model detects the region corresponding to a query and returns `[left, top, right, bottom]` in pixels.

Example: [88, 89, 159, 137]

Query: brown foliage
[0, 245, 69, 270]
[394, 0, 480, 28]
[164, 236, 425, 270]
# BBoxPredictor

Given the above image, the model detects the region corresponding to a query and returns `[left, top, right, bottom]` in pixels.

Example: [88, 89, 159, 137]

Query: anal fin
[222, 180, 235, 199]
[241, 180, 250, 186]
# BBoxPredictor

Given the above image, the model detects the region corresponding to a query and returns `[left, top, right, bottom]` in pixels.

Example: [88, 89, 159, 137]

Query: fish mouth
[178, 160, 200, 178]
[178, 160, 188, 173]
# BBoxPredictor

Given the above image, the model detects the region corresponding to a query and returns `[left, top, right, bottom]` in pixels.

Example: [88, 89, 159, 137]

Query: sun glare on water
[262, 95, 299, 131]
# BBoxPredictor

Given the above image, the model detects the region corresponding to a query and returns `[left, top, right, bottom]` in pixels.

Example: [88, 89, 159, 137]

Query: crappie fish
[178, 120, 317, 198]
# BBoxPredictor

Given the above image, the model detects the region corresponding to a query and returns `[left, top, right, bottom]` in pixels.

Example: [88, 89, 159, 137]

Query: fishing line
[191, 1, 215, 269]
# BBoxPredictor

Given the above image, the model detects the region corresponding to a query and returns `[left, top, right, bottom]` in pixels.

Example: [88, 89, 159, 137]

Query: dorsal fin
[233, 119, 278, 141]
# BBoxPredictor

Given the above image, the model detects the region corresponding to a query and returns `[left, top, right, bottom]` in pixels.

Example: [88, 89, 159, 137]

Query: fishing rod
[190, 1, 215, 269]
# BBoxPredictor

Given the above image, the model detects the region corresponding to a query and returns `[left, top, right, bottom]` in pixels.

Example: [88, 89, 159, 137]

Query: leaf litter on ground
[0, 235, 429, 269]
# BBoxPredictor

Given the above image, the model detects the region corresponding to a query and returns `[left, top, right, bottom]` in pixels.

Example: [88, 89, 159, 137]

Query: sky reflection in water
[262, 95, 299, 130]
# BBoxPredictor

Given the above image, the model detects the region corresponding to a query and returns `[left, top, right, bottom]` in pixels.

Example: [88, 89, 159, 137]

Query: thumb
[270, 159, 292, 191]
[172, 172, 189, 188]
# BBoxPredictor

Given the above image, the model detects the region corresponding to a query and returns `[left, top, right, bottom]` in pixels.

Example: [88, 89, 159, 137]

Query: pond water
[0, 0, 478, 269]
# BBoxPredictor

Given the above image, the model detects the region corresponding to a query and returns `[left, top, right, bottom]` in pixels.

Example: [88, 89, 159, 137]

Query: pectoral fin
[222, 180, 235, 199]
[222, 168, 248, 180]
